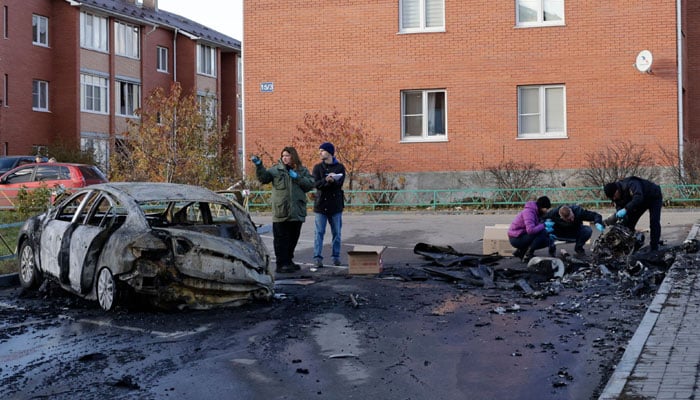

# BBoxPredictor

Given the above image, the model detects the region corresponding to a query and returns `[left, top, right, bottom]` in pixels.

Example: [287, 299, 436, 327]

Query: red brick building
[244, 1, 695, 187]
[0, 0, 241, 170]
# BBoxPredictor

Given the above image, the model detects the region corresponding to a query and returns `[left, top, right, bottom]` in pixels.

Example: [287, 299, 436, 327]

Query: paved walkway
[599, 224, 700, 399]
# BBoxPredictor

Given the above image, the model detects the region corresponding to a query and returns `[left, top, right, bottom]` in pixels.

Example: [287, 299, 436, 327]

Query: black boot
[522, 248, 535, 263]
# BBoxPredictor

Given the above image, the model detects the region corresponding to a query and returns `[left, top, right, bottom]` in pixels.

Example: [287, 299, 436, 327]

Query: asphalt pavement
[251, 208, 700, 399]
[3, 207, 700, 398]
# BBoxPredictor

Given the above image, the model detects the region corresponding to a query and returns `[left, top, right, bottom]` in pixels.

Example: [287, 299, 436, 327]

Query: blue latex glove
[289, 169, 298, 179]
[545, 225, 554, 233]
[544, 219, 555, 231]
[616, 208, 627, 218]
[595, 223, 605, 232]
[251, 155, 261, 165]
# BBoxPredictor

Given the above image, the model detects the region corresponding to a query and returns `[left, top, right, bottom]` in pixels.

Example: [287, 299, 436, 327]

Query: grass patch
[0, 258, 16, 275]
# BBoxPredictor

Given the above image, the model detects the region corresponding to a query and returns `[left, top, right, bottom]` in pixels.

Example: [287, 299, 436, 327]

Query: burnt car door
[67, 193, 122, 294]
[39, 190, 95, 282]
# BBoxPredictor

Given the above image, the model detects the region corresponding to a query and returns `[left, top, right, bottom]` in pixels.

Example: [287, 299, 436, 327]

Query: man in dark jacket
[311, 142, 346, 267]
[603, 176, 663, 251]
[543, 204, 605, 256]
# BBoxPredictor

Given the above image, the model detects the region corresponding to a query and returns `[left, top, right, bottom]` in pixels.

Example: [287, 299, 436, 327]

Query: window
[197, 44, 216, 76]
[80, 74, 108, 113]
[198, 94, 217, 131]
[115, 80, 140, 116]
[32, 14, 48, 46]
[517, 84, 566, 138]
[516, 0, 564, 27]
[399, 0, 444, 33]
[80, 12, 108, 51]
[115, 21, 139, 58]
[401, 90, 446, 141]
[157, 46, 168, 72]
[32, 80, 49, 111]
[81, 133, 109, 169]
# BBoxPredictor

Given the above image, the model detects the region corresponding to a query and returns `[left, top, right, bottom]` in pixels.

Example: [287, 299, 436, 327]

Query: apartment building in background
[0, 0, 242, 170]
[244, 0, 698, 187]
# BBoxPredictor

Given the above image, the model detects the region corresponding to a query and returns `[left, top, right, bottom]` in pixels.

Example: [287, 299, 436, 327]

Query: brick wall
[244, 1, 682, 182]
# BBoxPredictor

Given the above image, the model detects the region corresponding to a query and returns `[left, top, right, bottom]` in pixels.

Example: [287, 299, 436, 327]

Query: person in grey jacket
[543, 204, 605, 256]
[251, 147, 314, 273]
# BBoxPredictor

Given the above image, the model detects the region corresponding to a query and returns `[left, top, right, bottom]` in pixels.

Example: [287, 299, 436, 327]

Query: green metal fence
[241, 185, 700, 210]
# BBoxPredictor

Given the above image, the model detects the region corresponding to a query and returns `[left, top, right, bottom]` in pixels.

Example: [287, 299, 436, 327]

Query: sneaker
[314, 259, 324, 268]
[513, 248, 525, 259]
[333, 259, 341, 266]
[574, 247, 585, 255]
[548, 244, 556, 257]
[522, 253, 534, 263]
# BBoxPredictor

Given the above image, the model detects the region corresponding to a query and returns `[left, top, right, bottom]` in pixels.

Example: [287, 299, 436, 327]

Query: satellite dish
[635, 50, 653, 73]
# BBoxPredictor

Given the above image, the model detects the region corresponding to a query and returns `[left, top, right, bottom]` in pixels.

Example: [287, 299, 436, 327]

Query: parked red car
[0, 162, 108, 208]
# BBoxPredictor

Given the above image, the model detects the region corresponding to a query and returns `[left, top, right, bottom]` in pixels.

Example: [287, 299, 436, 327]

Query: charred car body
[17, 182, 273, 311]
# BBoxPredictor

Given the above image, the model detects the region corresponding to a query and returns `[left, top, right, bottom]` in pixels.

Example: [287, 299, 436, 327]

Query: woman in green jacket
[252, 147, 314, 273]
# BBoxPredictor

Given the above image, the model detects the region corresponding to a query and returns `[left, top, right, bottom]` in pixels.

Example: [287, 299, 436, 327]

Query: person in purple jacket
[507, 196, 554, 262]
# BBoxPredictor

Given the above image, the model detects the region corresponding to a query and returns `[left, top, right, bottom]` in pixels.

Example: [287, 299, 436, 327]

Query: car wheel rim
[19, 245, 34, 284]
[97, 269, 114, 311]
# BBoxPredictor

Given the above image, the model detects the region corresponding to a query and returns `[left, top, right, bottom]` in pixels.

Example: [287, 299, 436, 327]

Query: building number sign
[260, 82, 274, 93]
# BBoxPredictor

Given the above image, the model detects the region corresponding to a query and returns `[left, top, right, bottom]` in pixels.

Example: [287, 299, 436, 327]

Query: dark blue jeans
[552, 225, 593, 251]
[509, 230, 551, 254]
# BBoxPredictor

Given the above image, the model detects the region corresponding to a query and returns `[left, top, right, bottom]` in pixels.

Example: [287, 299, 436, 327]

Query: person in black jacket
[543, 204, 605, 256]
[311, 142, 346, 267]
[603, 176, 663, 250]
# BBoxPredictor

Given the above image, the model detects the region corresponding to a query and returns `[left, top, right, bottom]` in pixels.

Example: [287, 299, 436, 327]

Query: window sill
[32, 108, 50, 113]
[400, 137, 448, 144]
[514, 22, 566, 29]
[517, 134, 568, 140]
[397, 28, 446, 35]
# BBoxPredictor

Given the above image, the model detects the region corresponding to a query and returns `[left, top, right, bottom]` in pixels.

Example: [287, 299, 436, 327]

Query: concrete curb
[0, 272, 19, 287]
[597, 223, 700, 399]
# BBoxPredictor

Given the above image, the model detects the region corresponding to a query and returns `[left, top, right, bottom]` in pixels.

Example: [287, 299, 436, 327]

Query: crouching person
[507, 196, 553, 262]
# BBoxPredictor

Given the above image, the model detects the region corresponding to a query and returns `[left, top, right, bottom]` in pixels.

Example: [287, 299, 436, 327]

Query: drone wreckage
[413, 223, 699, 298]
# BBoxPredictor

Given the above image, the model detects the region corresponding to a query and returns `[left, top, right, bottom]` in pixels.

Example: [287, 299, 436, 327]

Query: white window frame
[401, 89, 447, 142]
[399, 0, 445, 33]
[115, 80, 141, 117]
[80, 74, 109, 114]
[115, 21, 140, 59]
[32, 14, 49, 47]
[197, 93, 217, 131]
[32, 80, 49, 111]
[197, 44, 216, 77]
[80, 12, 108, 52]
[517, 84, 567, 139]
[157, 46, 168, 72]
[515, 0, 565, 27]
[81, 132, 109, 170]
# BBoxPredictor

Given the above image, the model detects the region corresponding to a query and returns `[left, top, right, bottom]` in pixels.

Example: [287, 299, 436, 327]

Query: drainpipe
[173, 28, 178, 82]
[677, 0, 685, 178]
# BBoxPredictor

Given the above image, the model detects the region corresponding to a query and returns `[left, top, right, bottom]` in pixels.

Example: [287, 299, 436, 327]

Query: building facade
[0, 0, 242, 170]
[244, 0, 695, 188]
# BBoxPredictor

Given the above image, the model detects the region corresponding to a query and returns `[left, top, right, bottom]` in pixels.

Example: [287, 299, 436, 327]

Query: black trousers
[624, 196, 663, 250]
[272, 220, 304, 267]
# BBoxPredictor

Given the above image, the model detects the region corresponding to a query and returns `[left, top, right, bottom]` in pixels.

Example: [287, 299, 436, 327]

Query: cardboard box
[483, 224, 516, 256]
[348, 245, 386, 274]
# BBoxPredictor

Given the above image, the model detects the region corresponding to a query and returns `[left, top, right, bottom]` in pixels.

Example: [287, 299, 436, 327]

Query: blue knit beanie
[319, 142, 335, 156]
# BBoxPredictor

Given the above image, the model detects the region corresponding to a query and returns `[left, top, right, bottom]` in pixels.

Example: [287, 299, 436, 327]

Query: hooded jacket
[508, 201, 546, 238]
[255, 160, 314, 223]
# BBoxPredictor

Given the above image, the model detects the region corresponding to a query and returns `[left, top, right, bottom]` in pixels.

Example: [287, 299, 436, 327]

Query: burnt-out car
[16, 182, 273, 311]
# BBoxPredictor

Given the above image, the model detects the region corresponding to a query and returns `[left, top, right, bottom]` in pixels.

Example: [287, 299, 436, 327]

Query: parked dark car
[0, 162, 107, 207]
[17, 182, 274, 311]
[0, 155, 48, 175]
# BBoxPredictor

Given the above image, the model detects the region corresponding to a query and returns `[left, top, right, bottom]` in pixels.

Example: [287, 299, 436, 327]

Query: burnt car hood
[159, 227, 271, 284]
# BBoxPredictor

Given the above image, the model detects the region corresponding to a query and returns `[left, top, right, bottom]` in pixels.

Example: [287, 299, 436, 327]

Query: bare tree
[580, 140, 658, 187]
